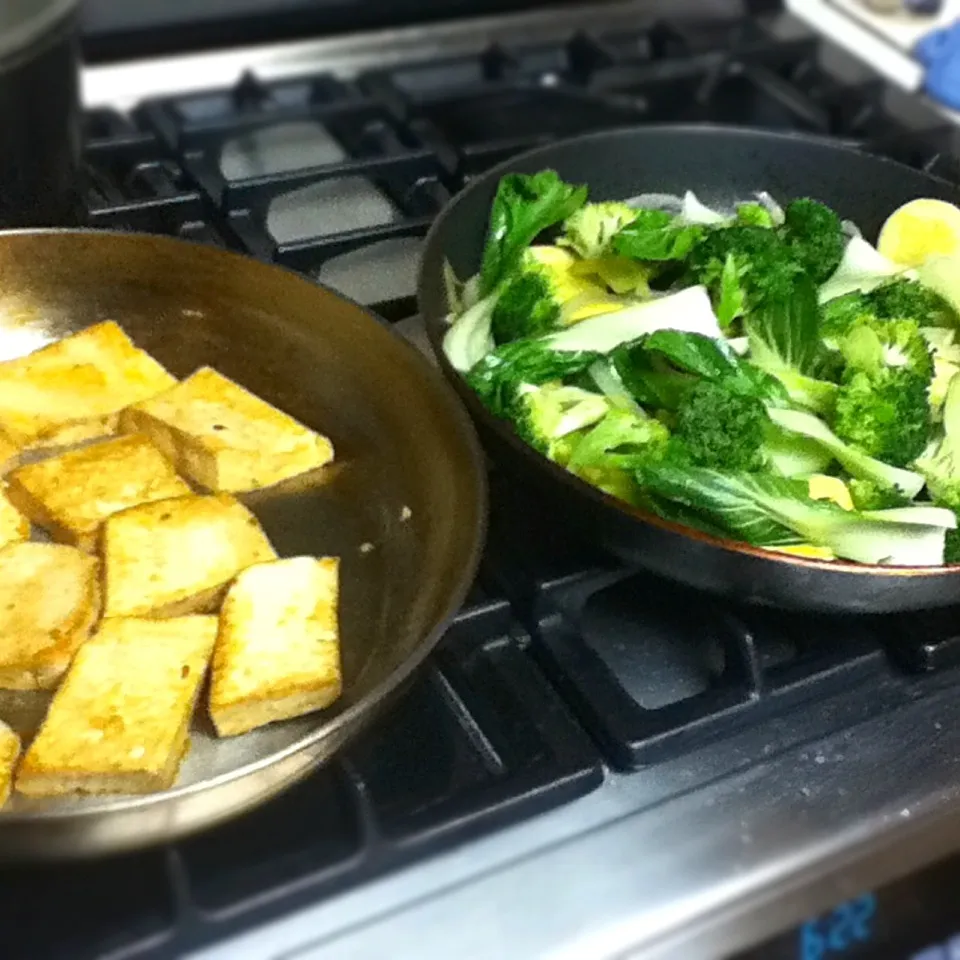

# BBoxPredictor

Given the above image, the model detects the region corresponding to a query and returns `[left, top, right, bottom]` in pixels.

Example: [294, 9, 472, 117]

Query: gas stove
[11, 3, 960, 959]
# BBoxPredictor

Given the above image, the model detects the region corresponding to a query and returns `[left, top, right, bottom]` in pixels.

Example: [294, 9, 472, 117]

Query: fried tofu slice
[0, 321, 176, 453]
[0, 721, 20, 807]
[0, 484, 29, 549]
[0, 542, 100, 691]
[209, 556, 342, 737]
[16, 616, 218, 797]
[0, 430, 20, 475]
[119, 366, 334, 493]
[102, 494, 277, 619]
[7, 434, 192, 552]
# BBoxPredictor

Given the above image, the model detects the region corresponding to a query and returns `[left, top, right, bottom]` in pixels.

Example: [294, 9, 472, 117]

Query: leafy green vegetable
[610, 344, 693, 411]
[638, 464, 950, 565]
[559, 202, 640, 260]
[612, 209, 705, 262]
[744, 269, 821, 378]
[674, 380, 769, 471]
[915, 375, 960, 512]
[573, 256, 653, 296]
[763, 425, 833, 478]
[817, 236, 905, 304]
[779, 198, 845, 284]
[479, 171, 588, 296]
[528, 285, 723, 354]
[639, 330, 744, 383]
[443, 290, 502, 374]
[766, 406, 926, 499]
[445, 175, 960, 567]
[466, 338, 600, 417]
[922, 326, 960, 419]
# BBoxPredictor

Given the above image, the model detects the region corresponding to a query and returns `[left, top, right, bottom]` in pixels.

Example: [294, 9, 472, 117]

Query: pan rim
[0, 227, 489, 824]
[417, 123, 960, 580]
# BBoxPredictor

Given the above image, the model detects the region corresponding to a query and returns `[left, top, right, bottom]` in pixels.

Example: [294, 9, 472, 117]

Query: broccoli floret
[868, 279, 959, 329]
[683, 224, 790, 329]
[827, 312, 934, 466]
[675, 380, 769, 471]
[568, 408, 671, 472]
[490, 265, 563, 345]
[563, 408, 671, 506]
[833, 368, 931, 468]
[847, 478, 911, 512]
[559, 202, 640, 260]
[511, 382, 610, 456]
[822, 280, 959, 347]
[736, 202, 775, 228]
[488, 247, 616, 345]
[779, 197, 845, 284]
[838, 315, 934, 383]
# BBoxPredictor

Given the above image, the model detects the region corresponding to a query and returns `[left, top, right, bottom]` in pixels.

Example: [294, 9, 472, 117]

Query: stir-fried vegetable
[442, 170, 960, 566]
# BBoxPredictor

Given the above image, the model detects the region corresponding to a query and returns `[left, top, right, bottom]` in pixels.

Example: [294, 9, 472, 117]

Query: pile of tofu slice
[0, 321, 343, 805]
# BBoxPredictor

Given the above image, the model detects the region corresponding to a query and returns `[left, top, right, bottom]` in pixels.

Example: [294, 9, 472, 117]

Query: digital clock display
[795, 894, 877, 959]
[731, 849, 960, 959]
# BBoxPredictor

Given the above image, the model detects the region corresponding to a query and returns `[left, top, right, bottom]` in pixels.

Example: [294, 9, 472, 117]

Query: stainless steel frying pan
[0, 230, 487, 861]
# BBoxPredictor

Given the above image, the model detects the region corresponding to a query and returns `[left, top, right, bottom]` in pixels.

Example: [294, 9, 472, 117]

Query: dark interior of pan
[419, 125, 960, 615]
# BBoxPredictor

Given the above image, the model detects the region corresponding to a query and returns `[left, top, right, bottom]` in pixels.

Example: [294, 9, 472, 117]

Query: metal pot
[0, 0, 82, 227]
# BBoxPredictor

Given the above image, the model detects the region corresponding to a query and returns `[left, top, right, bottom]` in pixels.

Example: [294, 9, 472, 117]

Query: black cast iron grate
[80, 14, 960, 318]
[11, 10, 960, 960]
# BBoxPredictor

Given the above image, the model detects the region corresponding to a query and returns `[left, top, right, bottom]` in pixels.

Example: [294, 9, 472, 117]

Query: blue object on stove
[906, 0, 945, 14]
[916, 20, 960, 110]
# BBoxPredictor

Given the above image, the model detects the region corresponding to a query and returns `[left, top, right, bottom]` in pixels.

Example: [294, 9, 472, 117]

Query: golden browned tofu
[119, 366, 334, 493]
[0, 429, 20, 475]
[16, 616, 218, 797]
[102, 494, 277, 619]
[0, 321, 176, 452]
[0, 721, 20, 808]
[0, 542, 100, 691]
[0, 484, 29, 550]
[209, 556, 341, 737]
[7, 434, 192, 552]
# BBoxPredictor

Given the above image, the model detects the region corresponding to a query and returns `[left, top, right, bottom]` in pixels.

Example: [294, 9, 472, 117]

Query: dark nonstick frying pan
[0, 230, 486, 861]
[418, 125, 960, 615]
